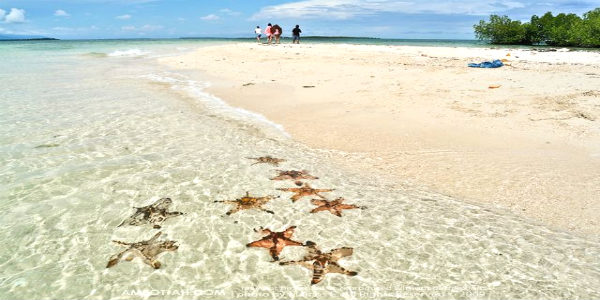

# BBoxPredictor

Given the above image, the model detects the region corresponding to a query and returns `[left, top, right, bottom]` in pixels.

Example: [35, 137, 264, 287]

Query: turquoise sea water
[1, 39, 600, 300]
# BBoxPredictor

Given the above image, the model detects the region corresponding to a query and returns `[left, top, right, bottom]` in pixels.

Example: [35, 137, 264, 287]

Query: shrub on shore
[474, 8, 600, 47]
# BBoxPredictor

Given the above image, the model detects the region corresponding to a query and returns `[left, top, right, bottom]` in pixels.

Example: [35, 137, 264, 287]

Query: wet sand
[160, 43, 600, 238]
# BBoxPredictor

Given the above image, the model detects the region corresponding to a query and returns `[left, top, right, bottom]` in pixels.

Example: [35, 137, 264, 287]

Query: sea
[1, 38, 599, 300]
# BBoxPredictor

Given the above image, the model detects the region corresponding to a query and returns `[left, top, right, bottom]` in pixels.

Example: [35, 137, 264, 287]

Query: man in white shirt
[254, 26, 262, 43]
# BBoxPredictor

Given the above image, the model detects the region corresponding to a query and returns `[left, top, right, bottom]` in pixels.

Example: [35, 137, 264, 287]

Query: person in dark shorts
[292, 25, 302, 44]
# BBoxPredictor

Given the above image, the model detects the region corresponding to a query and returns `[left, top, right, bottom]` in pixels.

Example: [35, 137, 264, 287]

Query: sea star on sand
[106, 231, 178, 269]
[118, 198, 184, 229]
[214, 192, 278, 215]
[277, 183, 333, 202]
[247, 156, 286, 166]
[270, 170, 319, 181]
[310, 197, 361, 217]
[280, 241, 357, 285]
[246, 226, 304, 261]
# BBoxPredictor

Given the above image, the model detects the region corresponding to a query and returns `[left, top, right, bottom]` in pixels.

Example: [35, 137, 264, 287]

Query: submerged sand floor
[160, 43, 600, 237]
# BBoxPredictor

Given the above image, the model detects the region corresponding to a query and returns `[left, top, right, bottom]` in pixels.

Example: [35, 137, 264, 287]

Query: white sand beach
[161, 43, 600, 237]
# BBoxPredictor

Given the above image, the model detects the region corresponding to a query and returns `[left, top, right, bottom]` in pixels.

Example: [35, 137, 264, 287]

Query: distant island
[0, 34, 58, 41]
[474, 8, 600, 47]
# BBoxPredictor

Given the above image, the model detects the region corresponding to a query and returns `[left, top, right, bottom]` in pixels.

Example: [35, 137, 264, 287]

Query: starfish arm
[225, 206, 242, 215]
[213, 200, 237, 204]
[283, 226, 297, 238]
[106, 250, 129, 268]
[112, 240, 132, 246]
[166, 211, 184, 217]
[290, 194, 303, 202]
[327, 262, 358, 276]
[282, 239, 303, 247]
[331, 247, 354, 260]
[310, 199, 328, 206]
[280, 260, 314, 270]
[337, 204, 360, 210]
[260, 208, 275, 214]
[153, 198, 172, 210]
[246, 238, 275, 249]
[148, 231, 163, 243]
[332, 209, 343, 217]
[311, 262, 326, 285]
[310, 206, 329, 214]
[277, 187, 299, 192]
[316, 189, 334, 193]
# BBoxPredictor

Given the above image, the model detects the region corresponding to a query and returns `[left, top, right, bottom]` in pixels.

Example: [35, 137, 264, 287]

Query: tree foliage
[474, 8, 600, 47]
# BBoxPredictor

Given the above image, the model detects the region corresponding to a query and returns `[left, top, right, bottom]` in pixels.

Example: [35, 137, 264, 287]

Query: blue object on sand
[468, 59, 504, 68]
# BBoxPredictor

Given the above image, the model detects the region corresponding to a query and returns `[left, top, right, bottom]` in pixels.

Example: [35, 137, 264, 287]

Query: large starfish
[106, 231, 178, 269]
[214, 192, 277, 215]
[270, 170, 319, 181]
[277, 183, 333, 202]
[246, 226, 304, 261]
[247, 156, 286, 166]
[280, 241, 357, 285]
[310, 197, 361, 217]
[118, 198, 184, 229]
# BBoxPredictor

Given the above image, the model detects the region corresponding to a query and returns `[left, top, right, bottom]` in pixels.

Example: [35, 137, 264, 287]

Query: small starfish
[247, 156, 286, 166]
[280, 241, 357, 285]
[271, 170, 319, 181]
[106, 231, 178, 269]
[118, 198, 184, 229]
[310, 197, 361, 217]
[214, 192, 278, 215]
[246, 226, 304, 261]
[277, 183, 333, 202]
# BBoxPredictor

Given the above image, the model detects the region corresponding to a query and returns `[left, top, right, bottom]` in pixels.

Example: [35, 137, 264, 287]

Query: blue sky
[0, 0, 598, 39]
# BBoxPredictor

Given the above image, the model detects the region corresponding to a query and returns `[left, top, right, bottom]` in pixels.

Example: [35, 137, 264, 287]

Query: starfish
[310, 197, 361, 217]
[214, 192, 278, 215]
[247, 156, 286, 166]
[246, 226, 304, 261]
[271, 170, 319, 181]
[280, 241, 357, 285]
[118, 198, 184, 229]
[277, 183, 333, 202]
[106, 231, 178, 269]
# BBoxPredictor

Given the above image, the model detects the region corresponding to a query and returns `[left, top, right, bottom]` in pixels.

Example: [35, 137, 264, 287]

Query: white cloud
[121, 24, 163, 32]
[116, 14, 132, 20]
[251, 0, 526, 20]
[219, 8, 241, 16]
[200, 14, 220, 21]
[4, 8, 26, 23]
[54, 10, 70, 17]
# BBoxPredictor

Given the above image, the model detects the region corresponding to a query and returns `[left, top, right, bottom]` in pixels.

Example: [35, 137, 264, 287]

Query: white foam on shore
[140, 73, 290, 138]
[108, 49, 150, 57]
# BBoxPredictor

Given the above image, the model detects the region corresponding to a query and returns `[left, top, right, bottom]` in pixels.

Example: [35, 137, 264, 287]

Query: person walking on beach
[272, 24, 282, 44]
[292, 25, 302, 44]
[265, 23, 273, 44]
[254, 26, 262, 43]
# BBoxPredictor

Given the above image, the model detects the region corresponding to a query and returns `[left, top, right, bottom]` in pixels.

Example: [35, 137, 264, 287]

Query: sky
[0, 0, 598, 39]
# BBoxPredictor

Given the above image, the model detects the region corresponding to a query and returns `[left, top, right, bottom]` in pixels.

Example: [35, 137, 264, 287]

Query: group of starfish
[104, 155, 361, 285]
[240, 156, 361, 284]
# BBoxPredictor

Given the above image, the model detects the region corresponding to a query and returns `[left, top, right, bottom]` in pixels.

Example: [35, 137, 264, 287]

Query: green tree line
[474, 8, 600, 47]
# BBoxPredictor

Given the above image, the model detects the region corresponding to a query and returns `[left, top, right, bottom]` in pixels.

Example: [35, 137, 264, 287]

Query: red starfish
[246, 226, 304, 261]
[277, 183, 334, 202]
[310, 197, 361, 217]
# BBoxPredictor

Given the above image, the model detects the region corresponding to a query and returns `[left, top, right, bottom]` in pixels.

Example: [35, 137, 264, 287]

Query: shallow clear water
[0, 40, 599, 300]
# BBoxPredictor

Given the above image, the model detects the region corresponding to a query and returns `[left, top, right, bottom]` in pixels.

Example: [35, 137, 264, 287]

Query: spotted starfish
[106, 231, 178, 269]
[214, 192, 277, 215]
[246, 226, 304, 261]
[310, 197, 361, 217]
[277, 183, 333, 202]
[118, 198, 184, 229]
[280, 241, 357, 285]
[271, 170, 319, 181]
[247, 156, 286, 166]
